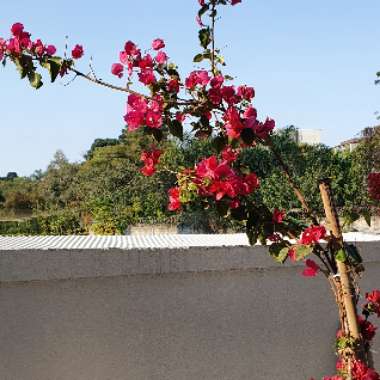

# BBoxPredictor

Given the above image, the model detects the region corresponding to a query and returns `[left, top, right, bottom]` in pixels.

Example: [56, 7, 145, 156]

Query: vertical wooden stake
[319, 179, 361, 340]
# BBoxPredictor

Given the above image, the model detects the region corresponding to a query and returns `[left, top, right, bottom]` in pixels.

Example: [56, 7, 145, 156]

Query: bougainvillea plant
[1, 1, 379, 378]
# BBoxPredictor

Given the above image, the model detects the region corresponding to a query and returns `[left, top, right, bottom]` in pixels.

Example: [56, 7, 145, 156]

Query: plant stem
[266, 138, 319, 225]
[69, 68, 194, 106]
[211, 1, 216, 76]
[319, 179, 361, 339]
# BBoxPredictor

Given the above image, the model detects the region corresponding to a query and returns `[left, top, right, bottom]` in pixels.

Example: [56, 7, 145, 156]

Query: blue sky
[1, 0, 380, 176]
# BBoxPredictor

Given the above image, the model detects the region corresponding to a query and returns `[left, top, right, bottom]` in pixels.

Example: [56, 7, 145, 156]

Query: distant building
[284, 127, 322, 145]
[293, 129, 322, 145]
[335, 126, 380, 152]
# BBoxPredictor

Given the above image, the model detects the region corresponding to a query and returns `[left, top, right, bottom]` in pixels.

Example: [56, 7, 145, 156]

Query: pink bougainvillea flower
[155, 51, 168, 65]
[268, 233, 282, 242]
[365, 290, 380, 317]
[175, 112, 186, 123]
[124, 94, 147, 131]
[168, 187, 181, 211]
[300, 225, 327, 245]
[152, 38, 165, 50]
[32, 39, 45, 56]
[231, 0, 242, 4]
[124, 40, 139, 56]
[138, 68, 156, 85]
[358, 316, 377, 341]
[167, 78, 180, 93]
[229, 199, 240, 209]
[185, 70, 210, 89]
[244, 106, 257, 121]
[196, 70, 211, 86]
[45, 44, 56, 56]
[221, 85, 238, 105]
[210, 74, 224, 89]
[138, 54, 153, 69]
[237, 85, 255, 101]
[302, 259, 320, 277]
[119, 51, 129, 65]
[242, 173, 260, 194]
[224, 107, 244, 138]
[252, 117, 275, 140]
[111, 63, 124, 78]
[352, 360, 380, 380]
[322, 376, 343, 380]
[221, 147, 238, 163]
[145, 109, 162, 128]
[272, 208, 285, 224]
[11, 22, 24, 37]
[6, 38, 21, 55]
[71, 44, 84, 59]
[140, 149, 161, 177]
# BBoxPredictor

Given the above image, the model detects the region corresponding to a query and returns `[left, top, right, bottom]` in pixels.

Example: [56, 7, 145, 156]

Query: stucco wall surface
[0, 238, 379, 380]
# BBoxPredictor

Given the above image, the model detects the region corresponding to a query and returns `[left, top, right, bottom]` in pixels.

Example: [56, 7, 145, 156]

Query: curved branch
[211, 1, 216, 76]
[266, 137, 319, 225]
[69, 68, 195, 106]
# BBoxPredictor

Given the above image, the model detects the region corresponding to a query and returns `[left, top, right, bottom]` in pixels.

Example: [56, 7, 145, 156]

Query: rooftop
[0, 232, 379, 251]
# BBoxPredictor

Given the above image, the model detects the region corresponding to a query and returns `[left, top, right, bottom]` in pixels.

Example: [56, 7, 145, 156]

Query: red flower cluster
[124, 94, 163, 131]
[140, 149, 161, 176]
[300, 225, 327, 245]
[365, 290, 380, 317]
[167, 154, 259, 211]
[352, 360, 380, 380]
[358, 316, 377, 341]
[185, 70, 210, 89]
[368, 173, 380, 201]
[168, 187, 181, 211]
[2, 22, 59, 59]
[195, 155, 259, 202]
[272, 208, 285, 224]
[302, 259, 320, 277]
[111, 38, 168, 82]
[71, 44, 84, 59]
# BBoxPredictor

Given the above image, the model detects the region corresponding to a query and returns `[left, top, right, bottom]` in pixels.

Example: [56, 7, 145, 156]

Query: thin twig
[266, 137, 319, 225]
[68, 67, 194, 106]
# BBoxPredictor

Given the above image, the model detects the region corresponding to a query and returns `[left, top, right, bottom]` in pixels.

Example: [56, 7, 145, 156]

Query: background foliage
[0, 126, 377, 235]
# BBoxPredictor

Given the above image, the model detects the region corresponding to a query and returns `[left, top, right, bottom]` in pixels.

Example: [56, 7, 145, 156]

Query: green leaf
[335, 248, 347, 262]
[199, 28, 211, 49]
[269, 243, 289, 263]
[168, 120, 183, 140]
[193, 52, 211, 63]
[198, 4, 209, 18]
[28, 71, 43, 89]
[193, 54, 204, 63]
[14, 57, 28, 79]
[294, 244, 313, 260]
[47, 57, 62, 83]
[344, 244, 362, 265]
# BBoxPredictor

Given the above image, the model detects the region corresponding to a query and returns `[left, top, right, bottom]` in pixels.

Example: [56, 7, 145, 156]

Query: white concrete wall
[0, 242, 379, 380]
